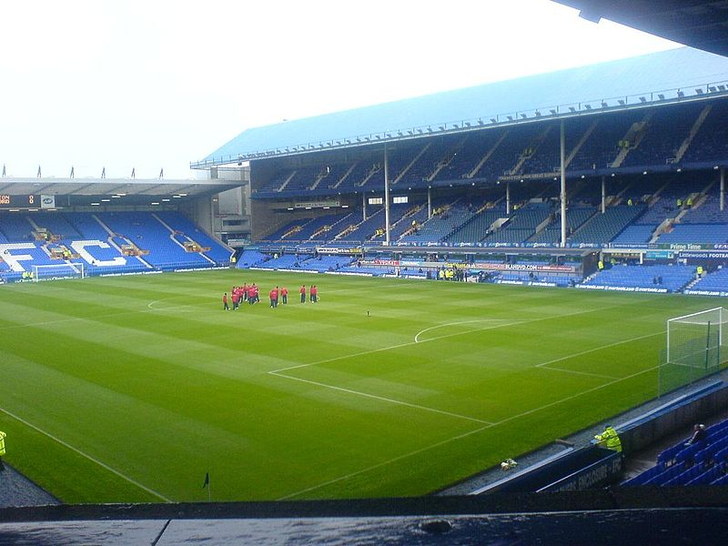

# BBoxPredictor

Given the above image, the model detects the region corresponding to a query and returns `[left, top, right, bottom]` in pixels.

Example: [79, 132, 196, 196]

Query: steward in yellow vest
[595, 425, 622, 452]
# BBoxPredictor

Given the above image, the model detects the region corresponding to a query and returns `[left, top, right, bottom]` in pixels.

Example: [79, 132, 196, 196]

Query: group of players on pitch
[222, 283, 318, 310]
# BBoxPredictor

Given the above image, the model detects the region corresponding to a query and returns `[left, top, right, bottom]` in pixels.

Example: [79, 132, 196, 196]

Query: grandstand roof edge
[0, 177, 242, 199]
[0, 177, 235, 185]
[192, 47, 728, 168]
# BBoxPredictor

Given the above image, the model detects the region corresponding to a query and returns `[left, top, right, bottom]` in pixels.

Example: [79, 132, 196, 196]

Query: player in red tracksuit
[222, 292, 229, 311]
[231, 289, 240, 310]
[310, 285, 318, 303]
[299, 285, 306, 303]
[280, 286, 288, 304]
[269, 286, 279, 308]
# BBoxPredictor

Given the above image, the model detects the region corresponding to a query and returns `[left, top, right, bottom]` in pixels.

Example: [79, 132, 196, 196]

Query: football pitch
[0, 270, 715, 503]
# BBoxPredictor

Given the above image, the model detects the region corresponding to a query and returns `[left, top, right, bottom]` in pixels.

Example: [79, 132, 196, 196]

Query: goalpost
[659, 307, 728, 396]
[32, 263, 86, 282]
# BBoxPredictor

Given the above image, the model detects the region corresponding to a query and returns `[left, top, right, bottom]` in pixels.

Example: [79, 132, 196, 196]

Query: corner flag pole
[203, 471, 211, 502]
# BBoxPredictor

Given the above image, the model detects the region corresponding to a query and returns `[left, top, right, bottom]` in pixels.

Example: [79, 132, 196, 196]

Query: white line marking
[270, 307, 658, 431]
[0, 406, 172, 503]
[278, 364, 658, 500]
[491, 364, 659, 427]
[277, 423, 492, 501]
[269, 340, 419, 374]
[414, 319, 516, 343]
[269, 371, 492, 425]
[273, 306, 610, 375]
[535, 331, 662, 369]
[538, 366, 618, 379]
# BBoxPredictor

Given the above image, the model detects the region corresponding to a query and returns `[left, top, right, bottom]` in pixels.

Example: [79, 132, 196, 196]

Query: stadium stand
[235, 249, 268, 268]
[581, 264, 695, 292]
[0, 212, 231, 281]
[568, 204, 646, 245]
[623, 418, 728, 487]
[689, 267, 728, 292]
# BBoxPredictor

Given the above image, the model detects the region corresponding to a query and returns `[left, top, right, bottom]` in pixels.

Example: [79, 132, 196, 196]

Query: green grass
[0, 271, 717, 503]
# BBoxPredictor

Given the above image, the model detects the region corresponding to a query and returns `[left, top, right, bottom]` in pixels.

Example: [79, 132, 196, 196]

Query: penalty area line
[535, 331, 663, 379]
[269, 371, 492, 425]
[0, 406, 172, 503]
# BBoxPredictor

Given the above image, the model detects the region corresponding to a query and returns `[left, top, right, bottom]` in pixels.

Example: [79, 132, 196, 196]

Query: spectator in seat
[684, 424, 708, 447]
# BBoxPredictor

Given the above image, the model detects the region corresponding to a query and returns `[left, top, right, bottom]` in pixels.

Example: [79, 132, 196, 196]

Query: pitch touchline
[0, 406, 172, 503]
[276, 423, 492, 501]
[278, 364, 658, 500]
[269, 371, 492, 425]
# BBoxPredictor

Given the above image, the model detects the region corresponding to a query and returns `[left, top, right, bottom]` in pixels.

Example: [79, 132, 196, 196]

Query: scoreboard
[0, 194, 42, 208]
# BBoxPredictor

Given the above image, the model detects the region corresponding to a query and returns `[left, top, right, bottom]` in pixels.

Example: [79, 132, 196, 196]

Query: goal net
[32, 262, 86, 282]
[659, 307, 728, 396]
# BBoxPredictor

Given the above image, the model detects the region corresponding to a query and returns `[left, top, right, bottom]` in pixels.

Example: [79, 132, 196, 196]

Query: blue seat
[643, 462, 686, 485]
[686, 465, 724, 486]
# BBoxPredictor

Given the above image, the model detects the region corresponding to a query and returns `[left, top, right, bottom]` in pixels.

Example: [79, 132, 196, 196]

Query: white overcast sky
[0, 0, 680, 180]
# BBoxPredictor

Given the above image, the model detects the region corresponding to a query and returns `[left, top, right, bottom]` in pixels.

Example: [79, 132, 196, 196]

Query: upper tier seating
[97, 212, 214, 269]
[610, 224, 657, 245]
[445, 207, 507, 244]
[621, 104, 704, 167]
[682, 100, 728, 164]
[657, 224, 728, 244]
[399, 203, 475, 244]
[31, 212, 82, 240]
[483, 203, 552, 244]
[681, 195, 728, 224]
[568, 205, 646, 245]
[0, 214, 34, 242]
[154, 211, 231, 263]
[568, 110, 645, 171]
[529, 207, 596, 244]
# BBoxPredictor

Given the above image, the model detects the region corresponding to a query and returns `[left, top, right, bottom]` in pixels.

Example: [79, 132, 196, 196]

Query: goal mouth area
[670, 318, 728, 326]
[667, 307, 728, 326]
[660, 307, 728, 396]
[32, 263, 86, 281]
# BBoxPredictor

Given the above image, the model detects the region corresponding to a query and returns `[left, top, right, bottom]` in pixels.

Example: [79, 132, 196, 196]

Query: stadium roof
[193, 47, 728, 168]
[554, 0, 728, 58]
[0, 177, 241, 207]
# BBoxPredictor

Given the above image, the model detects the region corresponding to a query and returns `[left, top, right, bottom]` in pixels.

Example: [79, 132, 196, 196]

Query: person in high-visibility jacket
[595, 425, 622, 453]
[0, 430, 6, 470]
